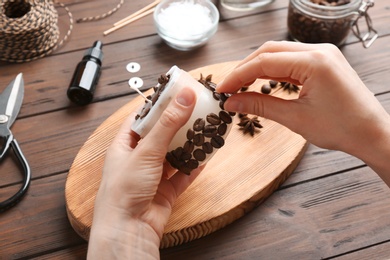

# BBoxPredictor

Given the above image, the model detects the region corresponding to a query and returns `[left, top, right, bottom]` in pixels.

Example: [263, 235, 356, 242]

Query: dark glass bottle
[67, 41, 103, 105]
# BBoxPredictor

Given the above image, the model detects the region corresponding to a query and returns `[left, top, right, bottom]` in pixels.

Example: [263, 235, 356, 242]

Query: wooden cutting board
[65, 61, 308, 248]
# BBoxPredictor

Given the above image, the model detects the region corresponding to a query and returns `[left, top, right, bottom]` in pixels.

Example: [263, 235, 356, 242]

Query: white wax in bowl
[131, 66, 233, 174]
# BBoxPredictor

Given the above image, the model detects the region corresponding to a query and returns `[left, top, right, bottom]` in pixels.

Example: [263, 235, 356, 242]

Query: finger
[217, 49, 327, 94]
[217, 41, 337, 93]
[112, 112, 137, 150]
[167, 164, 205, 197]
[238, 41, 330, 66]
[139, 87, 197, 157]
[223, 92, 301, 129]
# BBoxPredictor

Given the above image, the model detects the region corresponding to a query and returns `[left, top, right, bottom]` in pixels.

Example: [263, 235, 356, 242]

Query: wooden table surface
[1, 0, 389, 259]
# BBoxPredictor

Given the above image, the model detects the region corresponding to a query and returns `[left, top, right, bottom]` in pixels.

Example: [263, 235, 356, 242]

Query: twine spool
[0, 0, 124, 63]
[0, 0, 73, 63]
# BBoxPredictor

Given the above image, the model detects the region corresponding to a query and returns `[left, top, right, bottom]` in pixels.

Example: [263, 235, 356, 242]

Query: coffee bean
[202, 142, 213, 154]
[229, 111, 237, 116]
[219, 100, 225, 110]
[166, 152, 185, 169]
[193, 118, 205, 131]
[165, 152, 176, 167]
[180, 151, 192, 161]
[193, 134, 205, 146]
[178, 165, 192, 175]
[220, 93, 229, 102]
[206, 113, 221, 125]
[193, 149, 206, 161]
[219, 111, 232, 124]
[288, 1, 350, 46]
[203, 124, 218, 138]
[218, 123, 227, 136]
[158, 74, 169, 84]
[186, 159, 199, 169]
[207, 82, 217, 91]
[172, 147, 184, 159]
[261, 84, 271, 94]
[269, 80, 278, 88]
[183, 141, 194, 153]
[213, 92, 221, 101]
[186, 129, 195, 140]
[139, 107, 150, 119]
[211, 136, 225, 148]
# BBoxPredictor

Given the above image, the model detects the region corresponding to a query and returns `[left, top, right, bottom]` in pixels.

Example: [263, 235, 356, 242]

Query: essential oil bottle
[67, 41, 104, 105]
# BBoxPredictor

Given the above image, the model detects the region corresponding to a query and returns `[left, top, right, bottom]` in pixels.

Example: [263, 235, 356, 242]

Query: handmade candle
[131, 66, 233, 174]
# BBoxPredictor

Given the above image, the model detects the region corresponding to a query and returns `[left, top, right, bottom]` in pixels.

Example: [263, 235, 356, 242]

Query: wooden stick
[114, 0, 160, 27]
[103, 8, 155, 36]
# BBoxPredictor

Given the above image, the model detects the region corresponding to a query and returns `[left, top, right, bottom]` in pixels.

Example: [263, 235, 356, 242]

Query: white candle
[131, 66, 233, 174]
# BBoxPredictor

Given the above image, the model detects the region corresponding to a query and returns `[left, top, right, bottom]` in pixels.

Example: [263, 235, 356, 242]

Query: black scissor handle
[0, 139, 31, 212]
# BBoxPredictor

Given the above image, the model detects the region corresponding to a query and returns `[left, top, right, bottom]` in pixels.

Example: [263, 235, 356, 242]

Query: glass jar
[220, 0, 275, 11]
[287, 0, 377, 48]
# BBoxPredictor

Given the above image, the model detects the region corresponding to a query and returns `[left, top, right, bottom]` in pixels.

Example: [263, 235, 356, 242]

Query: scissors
[0, 73, 31, 212]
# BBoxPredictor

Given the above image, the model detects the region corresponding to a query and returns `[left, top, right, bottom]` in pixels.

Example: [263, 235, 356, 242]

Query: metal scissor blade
[0, 73, 24, 127]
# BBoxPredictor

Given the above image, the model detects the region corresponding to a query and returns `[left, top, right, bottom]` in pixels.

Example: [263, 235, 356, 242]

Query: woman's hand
[88, 87, 203, 259]
[217, 41, 390, 186]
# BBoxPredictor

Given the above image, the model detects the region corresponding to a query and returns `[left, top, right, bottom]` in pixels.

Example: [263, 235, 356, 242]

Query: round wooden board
[65, 61, 308, 248]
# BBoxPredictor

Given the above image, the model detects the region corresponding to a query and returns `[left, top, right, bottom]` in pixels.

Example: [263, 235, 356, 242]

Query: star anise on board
[237, 114, 263, 136]
[280, 81, 300, 94]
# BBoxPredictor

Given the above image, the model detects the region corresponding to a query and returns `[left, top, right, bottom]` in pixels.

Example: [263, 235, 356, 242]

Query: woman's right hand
[217, 41, 390, 185]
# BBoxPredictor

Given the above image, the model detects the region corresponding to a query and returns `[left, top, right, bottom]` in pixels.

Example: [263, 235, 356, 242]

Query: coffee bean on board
[261, 84, 272, 94]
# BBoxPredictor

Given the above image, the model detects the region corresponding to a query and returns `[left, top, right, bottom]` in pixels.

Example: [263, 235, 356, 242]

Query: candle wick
[131, 86, 152, 104]
[128, 77, 151, 103]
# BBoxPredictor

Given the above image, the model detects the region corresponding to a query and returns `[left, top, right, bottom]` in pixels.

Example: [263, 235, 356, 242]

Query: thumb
[224, 92, 300, 127]
[140, 87, 197, 155]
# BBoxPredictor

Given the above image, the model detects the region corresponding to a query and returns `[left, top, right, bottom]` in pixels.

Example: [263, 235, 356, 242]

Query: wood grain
[65, 61, 307, 247]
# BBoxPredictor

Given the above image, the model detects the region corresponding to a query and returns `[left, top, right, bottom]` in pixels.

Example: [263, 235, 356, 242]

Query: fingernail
[176, 87, 196, 107]
[225, 98, 243, 113]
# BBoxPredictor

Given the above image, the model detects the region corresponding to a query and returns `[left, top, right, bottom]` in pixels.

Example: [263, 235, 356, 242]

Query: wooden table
[1, 0, 389, 258]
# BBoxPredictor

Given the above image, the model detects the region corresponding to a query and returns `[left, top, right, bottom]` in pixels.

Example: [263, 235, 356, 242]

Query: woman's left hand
[88, 87, 203, 259]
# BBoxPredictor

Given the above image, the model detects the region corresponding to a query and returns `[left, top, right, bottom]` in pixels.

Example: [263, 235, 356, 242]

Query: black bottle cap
[84, 40, 104, 64]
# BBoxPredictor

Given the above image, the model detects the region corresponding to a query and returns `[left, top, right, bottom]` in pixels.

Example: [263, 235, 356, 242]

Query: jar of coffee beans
[287, 0, 378, 48]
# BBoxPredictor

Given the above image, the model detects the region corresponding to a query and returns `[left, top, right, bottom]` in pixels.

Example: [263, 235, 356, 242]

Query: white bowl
[153, 0, 220, 51]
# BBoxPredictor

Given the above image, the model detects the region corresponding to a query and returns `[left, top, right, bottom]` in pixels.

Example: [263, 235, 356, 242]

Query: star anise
[280, 81, 300, 94]
[237, 114, 263, 136]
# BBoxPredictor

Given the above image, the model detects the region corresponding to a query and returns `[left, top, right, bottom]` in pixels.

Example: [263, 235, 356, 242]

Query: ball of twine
[0, 0, 73, 63]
